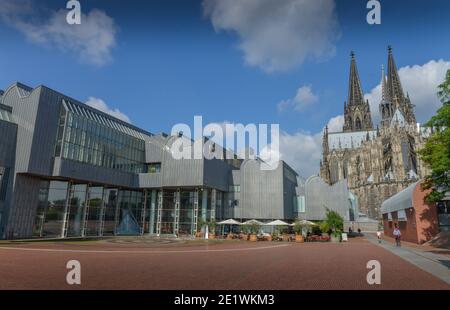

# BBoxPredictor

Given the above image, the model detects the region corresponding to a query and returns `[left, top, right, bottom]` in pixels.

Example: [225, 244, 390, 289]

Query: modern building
[0, 82, 299, 240]
[320, 47, 430, 220]
[381, 180, 450, 244]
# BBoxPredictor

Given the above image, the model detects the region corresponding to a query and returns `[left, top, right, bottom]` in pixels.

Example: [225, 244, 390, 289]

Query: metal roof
[380, 181, 419, 214]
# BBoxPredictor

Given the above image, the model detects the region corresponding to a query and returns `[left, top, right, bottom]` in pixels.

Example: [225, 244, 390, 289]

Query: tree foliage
[319, 208, 344, 237]
[419, 69, 450, 203]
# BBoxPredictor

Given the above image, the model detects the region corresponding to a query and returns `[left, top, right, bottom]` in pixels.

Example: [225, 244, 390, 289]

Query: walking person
[376, 230, 382, 243]
[393, 224, 401, 247]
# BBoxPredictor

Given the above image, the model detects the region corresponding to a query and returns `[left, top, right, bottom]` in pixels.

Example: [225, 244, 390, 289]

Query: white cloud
[278, 130, 323, 177]
[203, 0, 339, 73]
[86, 97, 131, 123]
[277, 85, 319, 112]
[264, 115, 342, 177]
[326, 114, 344, 132]
[365, 59, 450, 124]
[0, 0, 117, 66]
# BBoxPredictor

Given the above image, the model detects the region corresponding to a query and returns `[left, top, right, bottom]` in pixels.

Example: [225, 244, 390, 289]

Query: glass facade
[31, 181, 221, 239]
[56, 101, 148, 174]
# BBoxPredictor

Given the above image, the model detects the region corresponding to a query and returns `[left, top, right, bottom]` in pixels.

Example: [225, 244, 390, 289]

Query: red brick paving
[0, 238, 448, 290]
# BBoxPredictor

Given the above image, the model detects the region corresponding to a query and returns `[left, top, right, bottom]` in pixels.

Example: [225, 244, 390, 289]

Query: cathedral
[320, 47, 430, 220]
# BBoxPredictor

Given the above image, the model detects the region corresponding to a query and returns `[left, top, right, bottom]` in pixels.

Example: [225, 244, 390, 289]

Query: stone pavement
[365, 234, 450, 285]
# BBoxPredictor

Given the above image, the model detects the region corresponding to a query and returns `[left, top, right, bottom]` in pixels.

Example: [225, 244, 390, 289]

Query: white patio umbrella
[217, 219, 241, 235]
[242, 219, 264, 225]
[290, 219, 317, 226]
[217, 219, 242, 225]
[265, 220, 290, 226]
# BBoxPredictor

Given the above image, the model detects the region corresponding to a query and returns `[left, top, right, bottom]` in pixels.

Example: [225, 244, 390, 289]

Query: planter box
[330, 235, 341, 243]
[295, 235, 304, 243]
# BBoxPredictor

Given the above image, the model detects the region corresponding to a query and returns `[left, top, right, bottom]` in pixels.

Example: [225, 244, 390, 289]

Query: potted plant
[320, 208, 344, 243]
[196, 218, 207, 238]
[241, 224, 251, 240]
[249, 222, 260, 242]
[207, 219, 217, 239]
[293, 220, 305, 243]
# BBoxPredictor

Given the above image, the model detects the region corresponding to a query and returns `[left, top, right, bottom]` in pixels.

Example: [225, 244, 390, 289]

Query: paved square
[0, 237, 449, 290]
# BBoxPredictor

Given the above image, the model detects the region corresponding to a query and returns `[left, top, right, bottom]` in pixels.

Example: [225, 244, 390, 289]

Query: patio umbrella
[265, 220, 290, 226]
[264, 219, 290, 235]
[290, 220, 317, 226]
[242, 219, 264, 225]
[217, 219, 242, 225]
[217, 219, 241, 235]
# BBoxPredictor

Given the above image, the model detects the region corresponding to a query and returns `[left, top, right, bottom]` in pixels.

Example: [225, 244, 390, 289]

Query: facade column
[174, 189, 180, 236]
[201, 189, 208, 222]
[211, 189, 216, 222]
[148, 190, 157, 235]
[113, 190, 121, 235]
[156, 190, 163, 236]
[61, 182, 73, 238]
[193, 190, 199, 236]
[140, 190, 148, 236]
[98, 188, 107, 237]
[81, 184, 90, 237]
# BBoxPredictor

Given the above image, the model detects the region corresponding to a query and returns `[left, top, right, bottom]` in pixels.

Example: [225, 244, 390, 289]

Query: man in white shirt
[393, 224, 401, 247]
[376, 230, 382, 243]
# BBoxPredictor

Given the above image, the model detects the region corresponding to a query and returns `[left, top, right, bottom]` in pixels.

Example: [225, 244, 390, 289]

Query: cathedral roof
[390, 108, 406, 127]
[328, 130, 377, 150]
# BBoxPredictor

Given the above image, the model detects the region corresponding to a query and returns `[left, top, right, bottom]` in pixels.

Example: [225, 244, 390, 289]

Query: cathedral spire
[387, 46, 405, 107]
[348, 51, 364, 107]
[380, 64, 393, 127]
[343, 51, 373, 132]
[322, 126, 329, 155]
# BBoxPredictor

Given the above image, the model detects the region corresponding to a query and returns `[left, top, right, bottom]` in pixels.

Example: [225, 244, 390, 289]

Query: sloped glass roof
[62, 99, 152, 141]
[0, 105, 12, 122]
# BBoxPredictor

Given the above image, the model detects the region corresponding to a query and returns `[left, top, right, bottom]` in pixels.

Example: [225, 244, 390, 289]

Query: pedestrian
[376, 230, 382, 243]
[393, 224, 401, 247]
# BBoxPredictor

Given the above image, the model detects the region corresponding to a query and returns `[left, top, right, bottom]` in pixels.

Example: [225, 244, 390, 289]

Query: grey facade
[0, 82, 298, 239]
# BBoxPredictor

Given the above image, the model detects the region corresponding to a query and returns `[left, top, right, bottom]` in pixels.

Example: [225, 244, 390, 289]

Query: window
[147, 163, 161, 173]
[388, 212, 392, 221]
[397, 210, 407, 222]
[228, 185, 240, 193]
[296, 196, 306, 213]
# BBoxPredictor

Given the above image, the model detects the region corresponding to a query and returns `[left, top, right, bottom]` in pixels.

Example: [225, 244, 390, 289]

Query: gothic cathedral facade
[320, 47, 430, 220]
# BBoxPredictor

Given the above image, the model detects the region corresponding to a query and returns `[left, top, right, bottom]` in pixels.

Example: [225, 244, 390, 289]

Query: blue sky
[1, 0, 449, 176]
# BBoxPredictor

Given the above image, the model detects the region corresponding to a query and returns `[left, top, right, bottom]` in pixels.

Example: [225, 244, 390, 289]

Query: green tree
[320, 208, 344, 237]
[419, 69, 450, 203]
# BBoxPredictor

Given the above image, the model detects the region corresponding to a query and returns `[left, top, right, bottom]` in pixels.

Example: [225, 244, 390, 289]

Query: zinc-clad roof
[62, 99, 152, 141]
[380, 181, 419, 214]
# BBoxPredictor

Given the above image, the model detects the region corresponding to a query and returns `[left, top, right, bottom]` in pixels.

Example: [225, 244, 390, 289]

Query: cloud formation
[0, 0, 117, 66]
[277, 85, 319, 112]
[203, 0, 339, 73]
[86, 97, 131, 123]
[365, 59, 450, 124]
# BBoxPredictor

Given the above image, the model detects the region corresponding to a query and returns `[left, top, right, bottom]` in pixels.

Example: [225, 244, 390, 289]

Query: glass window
[147, 163, 161, 173]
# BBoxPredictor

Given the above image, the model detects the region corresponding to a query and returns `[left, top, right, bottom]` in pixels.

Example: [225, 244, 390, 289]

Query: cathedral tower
[386, 46, 417, 125]
[343, 52, 373, 132]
